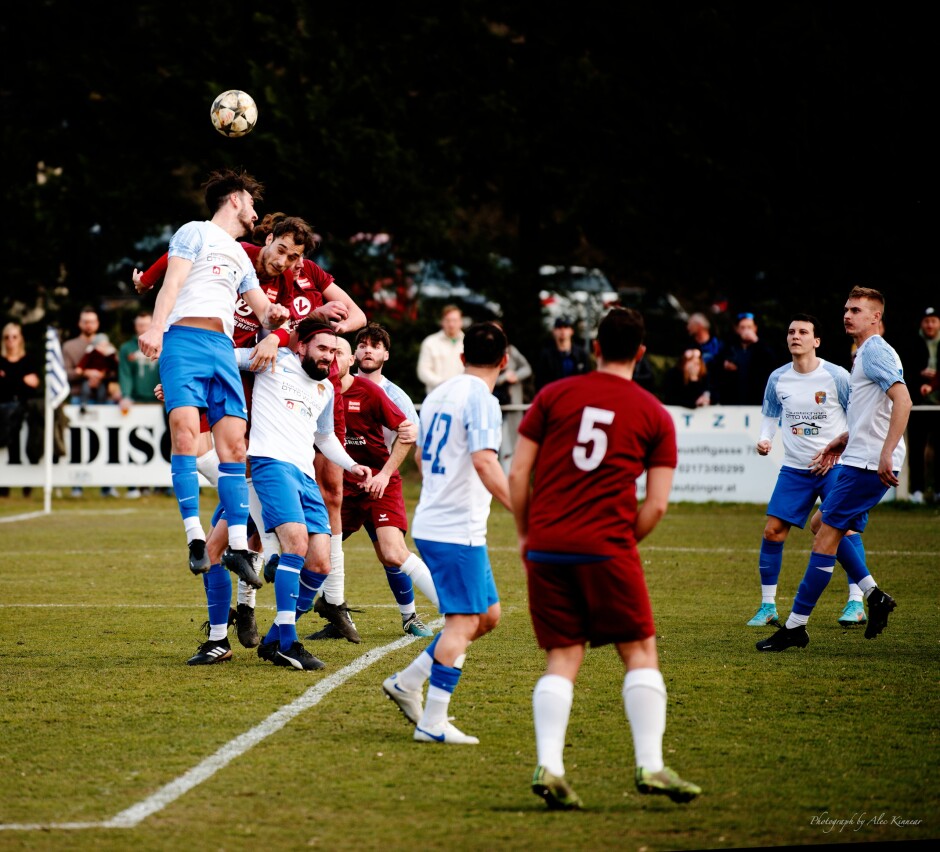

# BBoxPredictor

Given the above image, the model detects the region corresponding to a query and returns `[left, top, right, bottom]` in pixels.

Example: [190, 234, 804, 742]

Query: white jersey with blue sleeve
[411, 374, 503, 546]
[843, 335, 906, 471]
[378, 375, 418, 453]
[167, 220, 260, 339]
[761, 359, 850, 469]
[235, 348, 335, 479]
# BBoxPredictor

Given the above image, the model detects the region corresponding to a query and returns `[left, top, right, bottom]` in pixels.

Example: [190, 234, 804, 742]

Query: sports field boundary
[0, 621, 442, 833]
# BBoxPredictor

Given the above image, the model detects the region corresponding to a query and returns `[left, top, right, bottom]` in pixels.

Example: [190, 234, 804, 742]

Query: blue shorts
[159, 325, 247, 426]
[249, 456, 330, 535]
[818, 466, 885, 532]
[767, 466, 841, 528]
[414, 538, 499, 615]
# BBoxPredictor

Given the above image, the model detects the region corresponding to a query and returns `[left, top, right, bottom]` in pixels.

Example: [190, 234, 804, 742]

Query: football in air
[210, 89, 258, 137]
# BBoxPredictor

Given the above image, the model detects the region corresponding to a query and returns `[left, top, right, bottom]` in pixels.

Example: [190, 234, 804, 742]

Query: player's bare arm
[247, 333, 280, 373]
[507, 434, 539, 553]
[878, 381, 913, 486]
[367, 436, 412, 500]
[140, 256, 192, 359]
[635, 465, 674, 543]
[321, 283, 366, 334]
[472, 448, 511, 511]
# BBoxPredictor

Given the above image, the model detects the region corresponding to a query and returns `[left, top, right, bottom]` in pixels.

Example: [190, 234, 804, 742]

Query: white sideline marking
[0, 622, 441, 833]
[0, 511, 46, 524]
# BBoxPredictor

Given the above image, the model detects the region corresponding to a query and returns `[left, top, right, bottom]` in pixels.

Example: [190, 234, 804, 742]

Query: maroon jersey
[232, 244, 293, 347]
[518, 372, 677, 555]
[139, 246, 292, 348]
[342, 375, 406, 491]
[289, 258, 334, 328]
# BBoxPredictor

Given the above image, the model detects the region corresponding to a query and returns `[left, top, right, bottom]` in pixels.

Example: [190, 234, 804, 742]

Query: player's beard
[355, 359, 378, 375]
[302, 356, 330, 381]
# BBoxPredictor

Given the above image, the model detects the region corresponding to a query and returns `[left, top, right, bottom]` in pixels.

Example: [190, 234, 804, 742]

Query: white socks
[401, 552, 439, 609]
[321, 534, 345, 604]
[623, 668, 667, 772]
[533, 674, 574, 776]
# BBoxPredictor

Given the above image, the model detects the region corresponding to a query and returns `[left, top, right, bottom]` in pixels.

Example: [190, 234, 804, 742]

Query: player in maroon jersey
[509, 307, 701, 809]
[304, 336, 435, 641]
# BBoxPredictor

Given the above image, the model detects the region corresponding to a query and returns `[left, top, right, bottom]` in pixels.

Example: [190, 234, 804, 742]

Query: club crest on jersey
[815, 391, 827, 404]
[294, 295, 312, 316]
[317, 383, 326, 394]
[348, 400, 361, 412]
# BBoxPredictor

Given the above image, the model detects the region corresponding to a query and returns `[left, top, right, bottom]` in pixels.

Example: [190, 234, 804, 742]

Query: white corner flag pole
[44, 326, 69, 515]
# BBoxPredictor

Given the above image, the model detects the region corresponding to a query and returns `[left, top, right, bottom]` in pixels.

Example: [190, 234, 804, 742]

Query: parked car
[539, 265, 619, 338]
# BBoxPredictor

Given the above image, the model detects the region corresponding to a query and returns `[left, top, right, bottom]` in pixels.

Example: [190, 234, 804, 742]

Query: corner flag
[45, 326, 69, 408]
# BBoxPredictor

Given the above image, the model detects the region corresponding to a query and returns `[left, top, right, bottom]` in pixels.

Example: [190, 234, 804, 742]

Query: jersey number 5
[421, 412, 452, 474]
[572, 406, 615, 472]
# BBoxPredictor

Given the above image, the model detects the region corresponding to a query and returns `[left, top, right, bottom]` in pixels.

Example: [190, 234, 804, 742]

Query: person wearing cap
[716, 312, 778, 405]
[897, 306, 940, 502]
[534, 316, 592, 392]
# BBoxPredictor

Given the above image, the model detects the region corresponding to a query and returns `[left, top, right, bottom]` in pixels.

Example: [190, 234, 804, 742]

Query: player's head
[596, 307, 644, 363]
[333, 336, 355, 380]
[296, 319, 336, 380]
[258, 216, 315, 278]
[355, 323, 391, 374]
[203, 168, 264, 212]
[462, 322, 508, 369]
[844, 287, 885, 336]
[787, 313, 820, 355]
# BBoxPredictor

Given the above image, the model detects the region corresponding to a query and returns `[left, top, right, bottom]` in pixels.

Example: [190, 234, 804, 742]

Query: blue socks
[274, 552, 304, 649]
[171, 455, 200, 521]
[384, 565, 415, 606]
[217, 461, 248, 532]
[296, 567, 327, 617]
[793, 552, 836, 615]
[203, 564, 232, 628]
[837, 534, 870, 585]
[758, 539, 785, 585]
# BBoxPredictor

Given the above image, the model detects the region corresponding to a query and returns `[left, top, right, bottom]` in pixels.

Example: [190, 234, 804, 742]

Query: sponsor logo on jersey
[348, 401, 361, 412]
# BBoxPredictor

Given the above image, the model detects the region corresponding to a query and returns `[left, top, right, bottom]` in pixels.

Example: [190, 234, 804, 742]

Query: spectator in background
[898, 306, 940, 503]
[61, 306, 119, 497]
[686, 312, 723, 367]
[62, 307, 114, 406]
[493, 325, 533, 473]
[0, 321, 42, 497]
[118, 310, 164, 498]
[686, 312, 722, 404]
[416, 304, 464, 396]
[535, 317, 592, 391]
[662, 348, 712, 409]
[716, 312, 778, 406]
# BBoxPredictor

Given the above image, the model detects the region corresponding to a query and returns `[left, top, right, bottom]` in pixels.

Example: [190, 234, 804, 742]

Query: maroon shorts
[341, 476, 408, 534]
[525, 549, 655, 649]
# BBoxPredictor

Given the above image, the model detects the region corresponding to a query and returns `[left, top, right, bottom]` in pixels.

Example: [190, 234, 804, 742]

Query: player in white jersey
[758, 288, 911, 652]
[137, 169, 290, 588]
[382, 322, 511, 745]
[239, 319, 372, 669]
[349, 322, 437, 637]
[746, 314, 874, 629]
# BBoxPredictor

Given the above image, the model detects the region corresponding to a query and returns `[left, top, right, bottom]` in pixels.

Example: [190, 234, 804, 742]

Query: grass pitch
[0, 485, 937, 851]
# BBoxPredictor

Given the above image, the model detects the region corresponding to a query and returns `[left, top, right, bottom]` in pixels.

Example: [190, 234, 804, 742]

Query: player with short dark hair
[509, 307, 700, 809]
[137, 168, 290, 591]
[757, 287, 911, 652]
[383, 322, 511, 745]
[746, 313, 873, 630]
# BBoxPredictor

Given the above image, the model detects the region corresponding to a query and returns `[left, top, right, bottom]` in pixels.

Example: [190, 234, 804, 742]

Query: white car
[539, 265, 619, 338]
